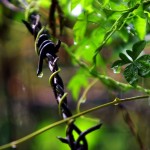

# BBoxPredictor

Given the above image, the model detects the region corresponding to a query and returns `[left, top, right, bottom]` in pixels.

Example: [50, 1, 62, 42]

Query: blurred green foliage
[0, 0, 150, 150]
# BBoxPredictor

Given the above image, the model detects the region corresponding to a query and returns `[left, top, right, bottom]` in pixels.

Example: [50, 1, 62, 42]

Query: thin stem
[0, 95, 149, 150]
[77, 79, 98, 113]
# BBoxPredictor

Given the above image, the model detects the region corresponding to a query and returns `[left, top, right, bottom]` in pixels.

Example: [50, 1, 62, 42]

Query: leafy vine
[0, 0, 150, 150]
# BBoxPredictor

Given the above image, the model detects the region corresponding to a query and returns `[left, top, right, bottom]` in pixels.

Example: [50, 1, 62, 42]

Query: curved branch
[62, 43, 150, 94]
[0, 95, 149, 150]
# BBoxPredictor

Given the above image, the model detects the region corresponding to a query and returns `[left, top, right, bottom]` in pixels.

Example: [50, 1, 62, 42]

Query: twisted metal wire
[23, 12, 102, 150]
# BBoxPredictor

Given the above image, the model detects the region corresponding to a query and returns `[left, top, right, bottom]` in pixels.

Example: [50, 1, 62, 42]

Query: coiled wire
[23, 12, 101, 150]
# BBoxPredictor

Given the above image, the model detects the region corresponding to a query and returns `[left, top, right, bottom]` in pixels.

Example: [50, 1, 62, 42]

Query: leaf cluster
[112, 40, 150, 86]
[67, 0, 150, 99]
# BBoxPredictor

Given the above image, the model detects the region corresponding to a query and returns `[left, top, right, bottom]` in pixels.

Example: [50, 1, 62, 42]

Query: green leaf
[74, 39, 96, 63]
[111, 60, 125, 74]
[123, 64, 138, 86]
[73, 13, 87, 42]
[132, 40, 146, 60]
[71, 0, 80, 10]
[136, 55, 150, 77]
[133, 15, 147, 40]
[101, 0, 109, 7]
[119, 53, 131, 64]
[133, 4, 145, 18]
[108, 12, 121, 21]
[71, 0, 93, 12]
[128, 0, 140, 7]
[67, 70, 88, 100]
[117, 28, 129, 42]
[111, 60, 124, 68]
[91, 26, 106, 47]
[109, 1, 128, 10]
[87, 12, 102, 23]
[38, 0, 50, 8]
[81, 0, 93, 8]
[126, 50, 134, 60]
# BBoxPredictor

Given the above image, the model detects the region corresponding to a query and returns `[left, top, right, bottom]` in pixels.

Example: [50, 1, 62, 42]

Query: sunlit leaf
[134, 15, 147, 40]
[88, 12, 102, 23]
[67, 70, 88, 100]
[91, 26, 106, 47]
[79, 0, 94, 12]
[133, 4, 145, 18]
[73, 38, 96, 63]
[77, 42, 96, 63]
[73, 20, 87, 42]
[81, 0, 93, 7]
[73, 13, 87, 42]
[38, 0, 50, 8]
[109, 1, 128, 10]
[123, 64, 138, 86]
[136, 55, 150, 77]
[71, 0, 80, 10]
[108, 12, 121, 21]
[101, 0, 109, 7]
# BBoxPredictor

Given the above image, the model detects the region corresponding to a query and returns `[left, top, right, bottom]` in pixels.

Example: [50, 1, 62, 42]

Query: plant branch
[62, 43, 150, 94]
[77, 79, 98, 113]
[92, 0, 150, 64]
[0, 95, 149, 150]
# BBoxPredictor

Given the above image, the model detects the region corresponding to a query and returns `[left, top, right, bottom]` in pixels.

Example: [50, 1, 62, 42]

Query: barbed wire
[22, 10, 101, 150]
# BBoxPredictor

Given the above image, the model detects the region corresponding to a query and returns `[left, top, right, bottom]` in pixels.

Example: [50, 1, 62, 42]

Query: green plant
[0, 0, 150, 150]
[112, 40, 150, 85]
